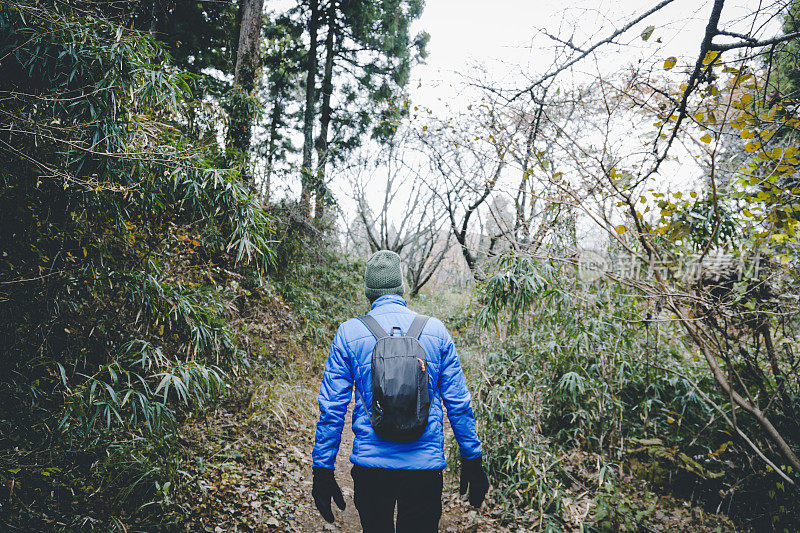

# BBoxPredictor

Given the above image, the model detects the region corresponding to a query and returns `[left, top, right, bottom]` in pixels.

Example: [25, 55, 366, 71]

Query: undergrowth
[269, 205, 365, 365]
[0, 2, 274, 530]
[438, 254, 758, 531]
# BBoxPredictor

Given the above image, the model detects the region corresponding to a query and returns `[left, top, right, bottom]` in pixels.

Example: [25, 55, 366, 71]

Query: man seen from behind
[311, 250, 489, 532]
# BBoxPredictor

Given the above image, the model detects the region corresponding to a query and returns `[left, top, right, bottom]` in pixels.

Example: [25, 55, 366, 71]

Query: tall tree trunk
[227, 0, 265, 181]
[231, 0, 244, 66]
[300, 0, 319, 217]
[314, 0, 337, 222]
[264, 95, 283, 202]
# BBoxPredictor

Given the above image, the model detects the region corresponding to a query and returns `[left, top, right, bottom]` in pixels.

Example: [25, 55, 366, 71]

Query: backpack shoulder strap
[357, 315, 388, 340]
[406, 314, 430, 340]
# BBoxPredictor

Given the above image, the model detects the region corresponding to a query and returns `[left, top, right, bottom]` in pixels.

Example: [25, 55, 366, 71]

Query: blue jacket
[312, 294, 482, 470]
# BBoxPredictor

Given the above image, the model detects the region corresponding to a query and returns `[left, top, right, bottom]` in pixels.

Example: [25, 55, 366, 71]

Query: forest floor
[171, 290, 739, 532]
[175, 373, 738, 533]
[178, 382, 512, 532]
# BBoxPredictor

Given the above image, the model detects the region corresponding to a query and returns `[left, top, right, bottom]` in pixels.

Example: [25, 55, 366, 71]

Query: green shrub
[0, 2, 274, 528]
[466, 253, 749, 529]
[269, 208, 364, 359]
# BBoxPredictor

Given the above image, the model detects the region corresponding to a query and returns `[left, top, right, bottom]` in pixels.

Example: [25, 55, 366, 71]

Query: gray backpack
[356, 314, 431, 442]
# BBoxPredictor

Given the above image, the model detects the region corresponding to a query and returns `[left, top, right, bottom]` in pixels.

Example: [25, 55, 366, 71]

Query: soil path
[180, 383, 738, 533]
[290, 409, 363, 532]
[277, 402, 511, 533]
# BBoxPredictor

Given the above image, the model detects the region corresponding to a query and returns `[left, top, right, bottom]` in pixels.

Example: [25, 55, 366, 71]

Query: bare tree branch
[512, 0, 677, 101]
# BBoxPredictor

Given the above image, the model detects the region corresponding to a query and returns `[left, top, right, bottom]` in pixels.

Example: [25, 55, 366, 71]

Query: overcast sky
[406, 0, 779, 112]
[332, 0, 784, 238]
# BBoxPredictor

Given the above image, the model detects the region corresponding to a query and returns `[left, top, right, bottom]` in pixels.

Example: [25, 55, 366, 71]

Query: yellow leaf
[615, 225, 628, 234]
[664, 56, 677, 70]
[741, 129, 753, 139]
[703, 50, 720, 65]
[690, 191, 698, 198]
[673, 192, 682, 199]
[745, 142, 759, 153]
[693, 111, 704, 121]
[700, 134, 713, 143]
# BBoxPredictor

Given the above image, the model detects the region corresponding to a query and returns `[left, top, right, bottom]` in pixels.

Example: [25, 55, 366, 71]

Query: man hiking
[312, 250, 489, 532]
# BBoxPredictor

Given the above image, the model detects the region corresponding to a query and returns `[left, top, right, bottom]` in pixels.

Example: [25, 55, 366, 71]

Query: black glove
[312, 466, 346, 523]
[459, 456, 489, 507]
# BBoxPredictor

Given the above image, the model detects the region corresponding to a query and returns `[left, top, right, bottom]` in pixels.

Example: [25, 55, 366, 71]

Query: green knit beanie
[364, 250, 405, 301]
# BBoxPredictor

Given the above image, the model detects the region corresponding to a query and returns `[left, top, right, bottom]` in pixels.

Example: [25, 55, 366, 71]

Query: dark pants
[351, 464, 443, 533]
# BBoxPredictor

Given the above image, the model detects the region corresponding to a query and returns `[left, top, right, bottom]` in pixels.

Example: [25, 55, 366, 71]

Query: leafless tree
[416, 88, 581, 279]
[490, 0, 800, 481]
[348, 137, 451, 297]
[416, 103, 511, 279]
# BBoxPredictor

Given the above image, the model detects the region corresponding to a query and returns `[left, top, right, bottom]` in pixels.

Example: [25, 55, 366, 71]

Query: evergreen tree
[260, 17, 306, 199]
[227, 0, 266, 180]
[296, 0, 429, 218]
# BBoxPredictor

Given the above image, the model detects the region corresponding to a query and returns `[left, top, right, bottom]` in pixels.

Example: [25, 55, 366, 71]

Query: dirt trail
[181, 383, 737, 533]
[276, 402, 511, 533]
[289, 412, 362, 532]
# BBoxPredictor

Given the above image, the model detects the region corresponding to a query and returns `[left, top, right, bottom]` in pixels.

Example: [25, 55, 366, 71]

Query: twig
[646, 360, 796, 486]
[512, 0, 677, 100]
